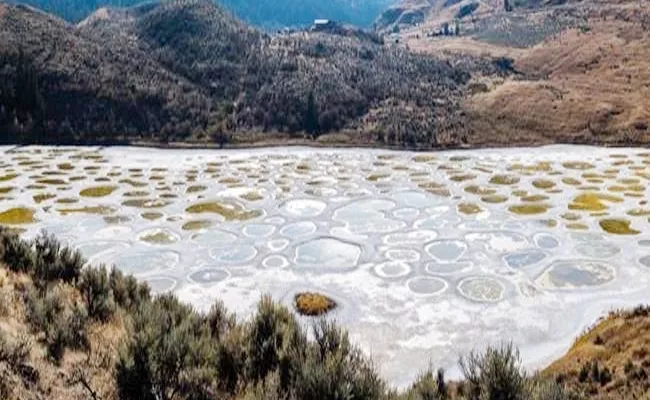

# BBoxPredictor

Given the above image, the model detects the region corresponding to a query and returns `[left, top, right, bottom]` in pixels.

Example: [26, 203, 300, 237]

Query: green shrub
[206, 299, 235, 341]
[245, 295, 305, 389]
[32, 232, 84, 287]
[78, 264, 115, 322]
[405, 368, 448, 400]
[25, 284, 88, 363]
[110, 268, 150, 311]
[0, 228, 33, 273]
[216, 323, 248, 394]
[459, 343, 528, 400]
[115, 294, 218, 400]
[293, 319, 385, 400]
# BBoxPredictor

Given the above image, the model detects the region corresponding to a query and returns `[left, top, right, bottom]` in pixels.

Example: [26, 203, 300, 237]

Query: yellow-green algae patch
[240, 191, 264, 201]
[532, 179, 555, 189]
[122, 199, 171, 209]
[42, 170, 66, 176]
[627, 209, 650, 217]
[56, 198, 78, 204]
[566, 223, 589, 230]
[123, 191, 149, 197]
[58, 206, 116, 215]
[119, 179, 148, 187]
[182, 220, 214, 231]
[458, 203, 482, 215]
[0, 208, 36, 224]
[481, 195, 508, 204]
[449, 174, 476, 182]
[464, 185, 496, 195]
[599, 218, 640, 235]
[104, 215, 132, 224]
[618, 178, 641, 185]
[186, 200, 262, 221]
[413, 155, 436, 163]
[512, 190, 528, 197]
[141, 212, 163, 221]
[561, 213, 581, 221]
[508, 204, 549, 215]
[187, 185, 207, 194]
[366, 173, 391, 182]
[57, 163, 74, 170]
[218, 177, 241, 185]
[0, 187, 14, 194]
[562, 177, 581, 186]
[80, 186, 118, 198]
[36, 178, 66, 186]
[568, 193, 623, 212]
[489, 175, 520, 185]
[522, 194, 549, 202]
[33, 193, 56, 204]
[139, 231, 177, 244]
[0, 174, 19, 182]
[562, 161, 595, 170]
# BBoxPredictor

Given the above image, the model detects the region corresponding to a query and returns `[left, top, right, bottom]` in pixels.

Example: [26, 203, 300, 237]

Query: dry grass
[0, 267, 127, 400]
[544, 307, 650, 399]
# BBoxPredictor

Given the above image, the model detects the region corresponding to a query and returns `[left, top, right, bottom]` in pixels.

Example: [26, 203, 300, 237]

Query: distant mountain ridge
[10, 0, 395, 28]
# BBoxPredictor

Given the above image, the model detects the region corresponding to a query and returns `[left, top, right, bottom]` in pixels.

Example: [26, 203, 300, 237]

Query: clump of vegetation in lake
[294, 292, 337, 316]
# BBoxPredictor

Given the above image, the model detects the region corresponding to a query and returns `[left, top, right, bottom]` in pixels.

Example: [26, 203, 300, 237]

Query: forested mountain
[0, 0, 507, 147]
[10, 0, 395, 28]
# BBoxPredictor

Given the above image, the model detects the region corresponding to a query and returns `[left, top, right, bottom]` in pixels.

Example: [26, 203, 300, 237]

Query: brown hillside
[543, 307, 650, 399]
[397, 0, 650, 147]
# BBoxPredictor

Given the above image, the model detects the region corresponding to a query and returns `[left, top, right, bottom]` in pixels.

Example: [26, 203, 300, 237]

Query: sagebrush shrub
[110, 268, 150, 311]
[293, 319, 385, 400]
[459, 343, 528, 400]
[25, 284, 88, 363]
[116, 294, 218, 400]
[0, 228, 33, 273]
[78, 264, 115, 322]
[32, 232, 84, 287]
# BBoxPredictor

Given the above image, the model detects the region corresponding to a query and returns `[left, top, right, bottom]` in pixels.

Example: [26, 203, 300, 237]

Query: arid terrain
[388, 0, 650, 148]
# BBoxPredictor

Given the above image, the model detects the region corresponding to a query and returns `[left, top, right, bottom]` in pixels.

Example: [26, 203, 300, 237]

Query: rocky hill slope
[0, 0, 500, 147]
[386, 0, 650, 147]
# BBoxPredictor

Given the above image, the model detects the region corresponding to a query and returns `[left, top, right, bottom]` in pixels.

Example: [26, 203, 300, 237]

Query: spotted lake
[1, 145, 649, 386]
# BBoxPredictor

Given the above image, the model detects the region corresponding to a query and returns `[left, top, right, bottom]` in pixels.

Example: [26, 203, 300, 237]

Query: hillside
[10, 0, 395, 28]
[0, 0, 499, 148]
[1, 227, 649, 399]
[544, 307, 650, 399]
[384, 0, 650, 147]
